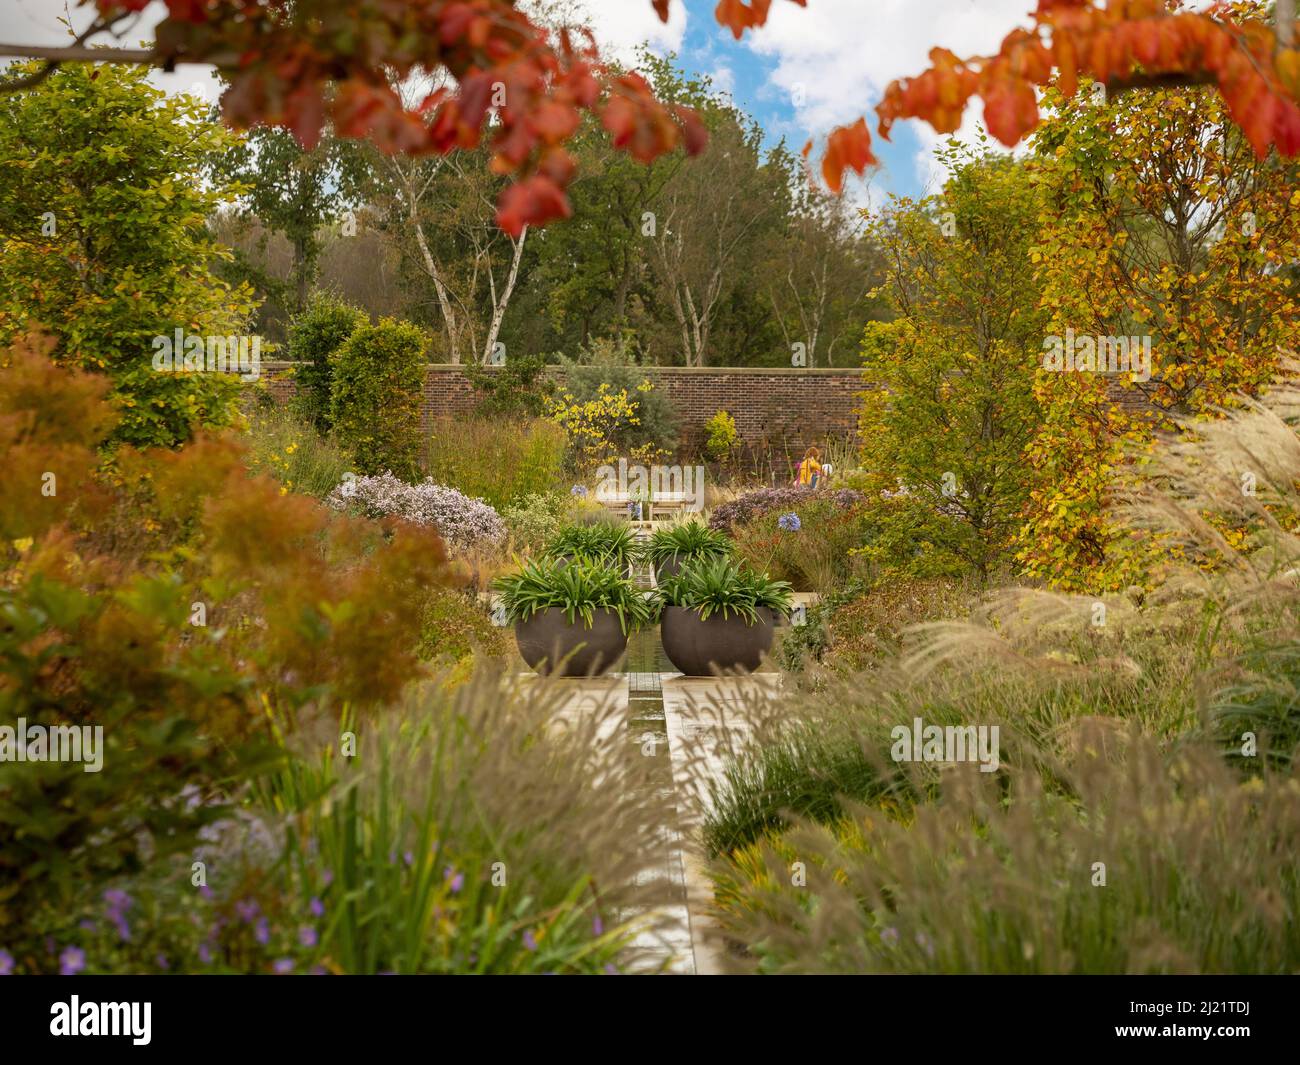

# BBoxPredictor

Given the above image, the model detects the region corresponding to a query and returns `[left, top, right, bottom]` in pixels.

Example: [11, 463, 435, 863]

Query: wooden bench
[594, 490, 693, 524]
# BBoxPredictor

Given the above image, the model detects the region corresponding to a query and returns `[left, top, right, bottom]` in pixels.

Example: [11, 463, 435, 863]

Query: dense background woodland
[210, 52, 888, 368]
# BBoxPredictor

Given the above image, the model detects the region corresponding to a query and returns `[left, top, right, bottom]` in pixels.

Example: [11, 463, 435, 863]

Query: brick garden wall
[257, 362, 873, 454]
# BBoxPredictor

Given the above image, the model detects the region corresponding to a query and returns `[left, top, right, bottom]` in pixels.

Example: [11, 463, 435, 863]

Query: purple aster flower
[103, 888, 131, 914]
[880, 927, 899, 947]
[444, 867, 464, 894]
[570, 485, 587, 498]
[78, 919, 96, 932]
[111, 916, 131, 943]
[198, 885, 214, 900]
[592, 916, 604, 936]
[321, 870, 334, 886]
[0, 950, 13, 976]
[273, 958, 294, 974]
[777, 512, 801, 532]
[254, 918, 270, 945]
[198, 943, 213, 965]
[915, 931, 935, 958]
[403, 851, 414, 867]
[604, 963, 618, 975]
[522, 930, 538, 952]
[235, 898, 259, 923]
[309, 897, 325, 918]
[298, 926, 318, 948]
[155, 954, 170, 971]
[59, 947, 85, 976]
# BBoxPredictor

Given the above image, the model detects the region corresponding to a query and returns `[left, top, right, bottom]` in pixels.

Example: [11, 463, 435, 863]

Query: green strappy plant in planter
[655, 558, 793, 676]
[542, 522, 642, 578]
[494, 557, 655, 676]
[644, 518, 733, 581]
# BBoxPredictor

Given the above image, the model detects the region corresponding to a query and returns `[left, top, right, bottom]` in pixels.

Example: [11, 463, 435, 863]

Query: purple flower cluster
[103, 889, 132, 942]
[709, 486, 864, 531]
[327, 472, 506, 552]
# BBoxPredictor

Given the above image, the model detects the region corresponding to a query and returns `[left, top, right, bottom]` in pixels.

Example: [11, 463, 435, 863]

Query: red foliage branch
[673, 0, 1300, 191]
[12, 1, 1293, 227]
[83, 1, 706, 235]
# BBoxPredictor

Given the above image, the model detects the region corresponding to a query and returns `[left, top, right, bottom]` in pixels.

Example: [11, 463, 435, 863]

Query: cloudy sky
[0, 0, 1035, 203]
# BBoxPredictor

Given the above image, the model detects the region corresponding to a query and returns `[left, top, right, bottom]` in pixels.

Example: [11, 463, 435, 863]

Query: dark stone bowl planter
[515, 606, 628, 676]
[660, 605, 776, 676]
[654, 556, 686, 582]
[654, 553, 727, 583]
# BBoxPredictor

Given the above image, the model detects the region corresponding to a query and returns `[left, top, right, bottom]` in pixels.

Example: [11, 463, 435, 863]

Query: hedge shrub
[329, 318, 427, 479]
[287, 293, 367, 431]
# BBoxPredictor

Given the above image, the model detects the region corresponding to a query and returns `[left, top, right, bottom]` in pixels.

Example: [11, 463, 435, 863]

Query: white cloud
[574, 0, 687, 62]
[743, 0, 1033, 190]
[707, 63, 735, 98]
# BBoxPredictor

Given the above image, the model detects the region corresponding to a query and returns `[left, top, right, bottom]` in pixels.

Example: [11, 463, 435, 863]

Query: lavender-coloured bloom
[325, 473, 505, 552]
[403, 851, 414, 867]
[78, 919, 96, 932]
[298, 926, 318, 948]
[103, 888, 131, 913]
[604, 963, 618, 975]
[111, 916, 131, 943]
[254, 918, 270, 946]
[235, 898, 260, 923]
[777, 512, 801, 532]
[0, 949, 13, 976]
[880, 927, 899, 947]
[198, 943, 213, 965]
[273, 958, 294, 974]
[309, 897, 325, 918]
[592, 916, 604, 937]
[155, 954, 170, 971]
[709, 485, 863, 532]
[570, 485, 587, 498]
[59, 947, 85, 976]
[321, 870, 334, 887]
[310, 964, 328, 975]
[522, 930, 538, 952]
[444, 867, 464, 894]
[915, 931, 935, 958]
[198, 885, 214, 900]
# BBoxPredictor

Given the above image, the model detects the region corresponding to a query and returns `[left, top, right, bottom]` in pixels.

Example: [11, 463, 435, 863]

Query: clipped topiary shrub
[286, 292, 367, 431]
[329, 318, 426, 479]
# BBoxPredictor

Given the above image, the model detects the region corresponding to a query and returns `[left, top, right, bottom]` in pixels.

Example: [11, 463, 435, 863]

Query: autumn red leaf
[820, 117, 876, 193]
[496, 174, 572, 236]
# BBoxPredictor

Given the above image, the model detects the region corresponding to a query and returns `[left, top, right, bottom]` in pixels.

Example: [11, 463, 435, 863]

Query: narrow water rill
[622, 627, 696, 973]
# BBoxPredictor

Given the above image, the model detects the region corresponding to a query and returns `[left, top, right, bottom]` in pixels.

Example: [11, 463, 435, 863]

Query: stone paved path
[533, 662, 784, 975]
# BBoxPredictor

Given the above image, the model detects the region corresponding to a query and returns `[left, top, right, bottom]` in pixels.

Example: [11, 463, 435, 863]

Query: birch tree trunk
[481, 224, 527, 364]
